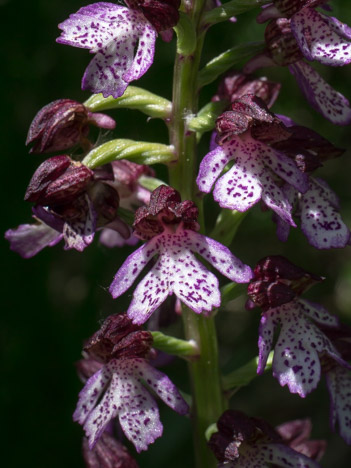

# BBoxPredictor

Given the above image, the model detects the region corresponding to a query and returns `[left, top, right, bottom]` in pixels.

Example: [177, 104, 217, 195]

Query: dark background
[2, 0, 351, 466]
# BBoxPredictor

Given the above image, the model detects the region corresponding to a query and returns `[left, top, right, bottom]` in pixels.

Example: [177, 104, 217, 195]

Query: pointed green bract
[222, 352, 274, 390]
[151, 331, 199, 358]
[187, 101, 227, 134]
[203, 0, 271, 26]
[84, 86, 172, 119]
[82, 139, 176, 168]
[174, 11, 197, 55]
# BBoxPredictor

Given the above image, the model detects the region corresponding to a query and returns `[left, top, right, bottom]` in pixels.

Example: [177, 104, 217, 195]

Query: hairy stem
[169, 3, 225, 467]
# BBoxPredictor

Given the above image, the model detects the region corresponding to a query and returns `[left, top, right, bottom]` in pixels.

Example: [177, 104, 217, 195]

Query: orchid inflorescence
[6, 0, 351, 467]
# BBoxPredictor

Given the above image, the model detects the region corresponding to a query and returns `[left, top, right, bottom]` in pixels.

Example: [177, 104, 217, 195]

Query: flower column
[168, 3, 225, 467]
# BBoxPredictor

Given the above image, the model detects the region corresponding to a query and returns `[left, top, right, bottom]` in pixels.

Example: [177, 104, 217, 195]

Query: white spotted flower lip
[275, 177, 350, 249]
[57, 3, 157, 98]
[197, 132, 308, 225]
[257, 298, 345, 398]
[290, 7, 351, 67]
[109, 185, 253, 324]
[110, 225, 252, 324]
[74, 358, 189, 452]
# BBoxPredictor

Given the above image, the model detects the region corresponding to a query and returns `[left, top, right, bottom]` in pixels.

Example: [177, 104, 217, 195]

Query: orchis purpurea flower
[26, 98, 116, 154]
[57, 1, 180, 98]
[109, 185, 253, 325]
[74, 313, 189, 452]
[82, 432, 139, 468]
[258, 0, 351, 67]
[208, 409, 321, 467]
[245, 14, 351, 124]
[5, 156, 129, 256]
[268, 120, 350, 249]
[196, 95, 309, 225]
[100, 160, 154, 248]
[247, 256, 351, 398]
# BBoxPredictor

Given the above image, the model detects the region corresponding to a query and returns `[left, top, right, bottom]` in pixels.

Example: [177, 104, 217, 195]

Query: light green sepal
[220, 282, 247, 308]
[138, 175, 167, 192]
[84, 87, 172, 119]
[205, 423, 218, 441]
[203, 0, 271, 26]
[198, 42, 265, 88]
[151, 331, 199, 359]
[82, 140, 176, 169]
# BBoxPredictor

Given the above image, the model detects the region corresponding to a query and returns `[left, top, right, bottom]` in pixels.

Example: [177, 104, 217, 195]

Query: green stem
[168, 4, 225, 467]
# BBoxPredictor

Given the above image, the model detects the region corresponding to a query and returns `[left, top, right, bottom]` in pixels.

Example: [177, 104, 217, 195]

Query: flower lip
[133, 185, 199, 240]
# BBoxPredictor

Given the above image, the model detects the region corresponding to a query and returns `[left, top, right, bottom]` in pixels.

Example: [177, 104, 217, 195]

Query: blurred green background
[2, 0, 351, 466]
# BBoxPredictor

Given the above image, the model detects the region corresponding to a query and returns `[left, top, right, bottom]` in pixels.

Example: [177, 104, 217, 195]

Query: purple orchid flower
[245, 9, 351, 124]
[5, 156, 129, 256]
[208, 409, 322, 468]
[196, 95, 309, 225]
[247, 256, 350, 398]
[109, 185, 253, 325]
[74, 314, 189, 452]
[57, 1, 180, 98]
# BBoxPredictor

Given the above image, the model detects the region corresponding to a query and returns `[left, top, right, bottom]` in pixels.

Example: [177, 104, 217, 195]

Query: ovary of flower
[109, 224, 253, 324]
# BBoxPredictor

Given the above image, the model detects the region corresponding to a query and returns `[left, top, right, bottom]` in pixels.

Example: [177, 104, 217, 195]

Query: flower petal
[109, 236, 158, 299]
[57, 3, 131, 52]
[5, 222, 62, 258]
[212, 139, 264, 211]
[291, 9, 351, 66]
[127, 260, 170, 324]
[298, 298, 339, 328]
[299, 178, 350, 249]
[270, 302, 341, 397]
[196, 145, 231, 194]
[186, 230, 253, 283]
[63, 195, 97, 252]
[134, 360, 189, 415]
[257, 312, 275, 375]
[123, 22, 156, 82]
[260, 143, 309, 194]
[84, 360, 163, 451]
[73, 366, 112, 425]
[289, 61, 351, 125]
[325, 366, 351, 444]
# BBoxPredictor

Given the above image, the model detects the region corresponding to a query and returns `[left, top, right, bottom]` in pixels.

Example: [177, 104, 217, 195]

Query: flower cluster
[74, 313, 189, 453]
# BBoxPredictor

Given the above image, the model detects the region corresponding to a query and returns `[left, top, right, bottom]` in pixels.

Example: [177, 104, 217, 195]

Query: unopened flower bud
[26, 99, 116, 154]
[265, 18, 304, 66]
[133, 185, 199, 240]
[25, 156, 94, 206]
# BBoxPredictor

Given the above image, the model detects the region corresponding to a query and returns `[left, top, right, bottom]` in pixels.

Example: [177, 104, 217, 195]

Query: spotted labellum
[110, 185, 253, 324]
